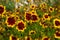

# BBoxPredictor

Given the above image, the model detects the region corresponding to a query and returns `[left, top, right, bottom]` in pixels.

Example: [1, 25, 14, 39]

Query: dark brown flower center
[7, 17, 15, 25]
[48, 14, 51, 16]
[43, 3, 46, 6]
[32, 12, 35, 14]
[50, 8, 53, 11]
[27, 37, 30, 40]
[43, 38, 49, 40]
[0, 6, 4, 14]
[12, 36, 17, 40]
[31, 32, 34, 34]
[55, 20, 60, 26]
[41, 4, 44, 7]
[32, 6, 34, 8]
[31, 15, 38, 21]
[44, 15, 48, 18]
[17, 22, 25, 30]
[26, 13, 31, 20]
[56, 32, 60, 36]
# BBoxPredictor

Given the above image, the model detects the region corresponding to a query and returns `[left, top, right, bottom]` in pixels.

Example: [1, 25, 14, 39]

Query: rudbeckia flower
[9, 35, 19, 40]
[25, 36, 32, 40]
[29, 30, 36, 35]
[6, 15, 16, 28]
[30, 10, 36, 14]
[49, 7, 54, 13]
[30, 4, 36, 10]
[39, 21, 48, 28]
[0, 5, 6, 16]
[15, 16, 20, 21]
[16, 20, 26, 32]
[43, 13, 51, 20]
[31, 13, 39, 22]
[40, 2, 47, 9]
[25, 12, 31, 22]
[42, 36, 50, 40]
[53, 18, 60, 28]
[54, 31, 60, 38]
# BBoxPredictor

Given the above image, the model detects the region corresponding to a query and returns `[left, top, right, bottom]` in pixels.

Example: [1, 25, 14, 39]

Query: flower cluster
[0, 0, 60, 40]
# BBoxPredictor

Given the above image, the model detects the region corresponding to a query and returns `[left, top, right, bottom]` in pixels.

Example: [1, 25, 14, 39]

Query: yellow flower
[15, 16, 20, 21]
[40, 2, 47, 9]
[49, 7, 54, 13]
[30, 10, 36, 14]
[30, 4, 36, 10]
[9, 34, 19, 40]
[6, 15, 16, 28]
[39, 21, 48, 28]
[25, 36, 32, 40]
[0, 5, 6, 17]
[54, 31, 60, 39]
[31, 13, 39, 22]
[42, 36, 50, 40]
[29, 30, 36, 35]
[24, 11, 31, 22]
[24, 11, 39, 23]
[43, 13, 51, 20]
[53, 18, 60, 28]
[16, 20, 26, 32]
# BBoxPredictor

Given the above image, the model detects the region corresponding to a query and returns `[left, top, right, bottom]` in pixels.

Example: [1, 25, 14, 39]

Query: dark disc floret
[43, 38, 49, 40]
[17, 22, 25, 30]
[0, 6, 4, 14]
[26, 13, 31, 20]
[55, 32, 60, 37]
[31, 15, 38, 21]
[7, 17, 16, 25]
[11, 36, 17, 40]
[55, 20, 60, 26]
